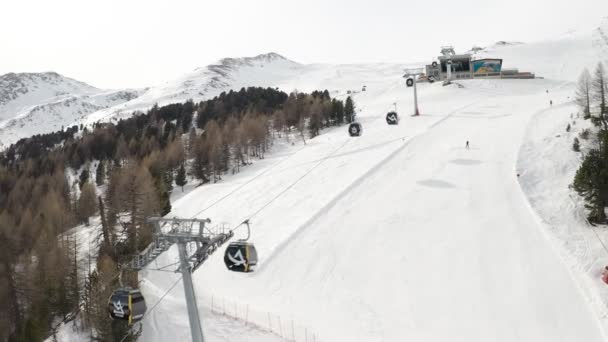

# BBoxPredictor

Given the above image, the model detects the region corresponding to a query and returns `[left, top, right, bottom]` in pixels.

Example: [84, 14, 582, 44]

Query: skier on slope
[465, 141, 470, 149]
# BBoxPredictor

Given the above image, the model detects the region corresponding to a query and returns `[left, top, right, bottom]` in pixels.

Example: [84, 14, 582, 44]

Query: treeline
[0, 87, 354, 341]
[572, 62, 608, 223]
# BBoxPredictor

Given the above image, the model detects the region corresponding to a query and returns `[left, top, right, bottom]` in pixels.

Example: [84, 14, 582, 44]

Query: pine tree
[96, 160, 105, 186]
[344, 96, 355, 123]
[334, 99, 345, 124]
[79, 166, 90, 189]
[164, 168, 174, 193]
[176, 163, 187, 192]
[157, 177, 172, 217]
[322, 99, 333, 127]
[573, 149, 608, 223]
[573, 137, 580, 152]
[566, 123, 571, 132]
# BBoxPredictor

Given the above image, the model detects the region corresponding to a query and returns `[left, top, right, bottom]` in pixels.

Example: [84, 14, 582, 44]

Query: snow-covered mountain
[82, 52, 305, 124]
[4, 18, 608, 150]
[0, 72, 142, 147]
[469, 18, 608, 81]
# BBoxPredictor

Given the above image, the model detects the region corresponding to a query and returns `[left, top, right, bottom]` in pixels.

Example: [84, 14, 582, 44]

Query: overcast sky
[2, 0, 607, 89]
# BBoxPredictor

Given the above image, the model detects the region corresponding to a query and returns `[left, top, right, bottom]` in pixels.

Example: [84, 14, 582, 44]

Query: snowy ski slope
[45, 19, 608, 341]
[141, 76, 606, 341]
[135, 21, 608, 342]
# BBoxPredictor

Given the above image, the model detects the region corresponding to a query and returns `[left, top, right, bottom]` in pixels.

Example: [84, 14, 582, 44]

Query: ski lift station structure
[424, 46, 535, 82]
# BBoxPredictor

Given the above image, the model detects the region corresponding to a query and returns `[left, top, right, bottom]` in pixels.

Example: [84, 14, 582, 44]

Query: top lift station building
[424, 46, 535, 81]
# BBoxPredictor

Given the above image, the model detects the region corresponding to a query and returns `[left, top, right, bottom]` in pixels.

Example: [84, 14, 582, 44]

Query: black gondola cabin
[386, 111, 399, 125]
[348, 122, 362, 137]
[108, 288, 147, 324]
[224, 241, 258, 272]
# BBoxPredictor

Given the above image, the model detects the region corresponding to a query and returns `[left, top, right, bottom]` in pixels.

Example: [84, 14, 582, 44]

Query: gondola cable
[238, 137, 351, 224]
[188, 143, 308, 219]
[117, 275, 183, 342]
[115, 85, 401, 334]
[222, 137, 351, 272]
[116, 129, 351, 337]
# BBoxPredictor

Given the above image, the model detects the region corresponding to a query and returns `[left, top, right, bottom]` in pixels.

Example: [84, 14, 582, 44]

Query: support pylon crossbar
[131, 217, 234, 342]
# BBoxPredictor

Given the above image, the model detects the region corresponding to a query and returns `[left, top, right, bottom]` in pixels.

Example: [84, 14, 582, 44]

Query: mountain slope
[73, 18, 608, 128]
[0, 72, 142, 147]
[82, 53, 302, 123]
[24, 18, 608, 342]
[135, 21, 608, 342]
[139, 77, 606, 342]
[4, 18, 608, 149]
[471, 18, 608, 81]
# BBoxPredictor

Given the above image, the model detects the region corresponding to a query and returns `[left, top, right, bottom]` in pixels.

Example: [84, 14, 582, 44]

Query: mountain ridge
[2, 17, 608, 149]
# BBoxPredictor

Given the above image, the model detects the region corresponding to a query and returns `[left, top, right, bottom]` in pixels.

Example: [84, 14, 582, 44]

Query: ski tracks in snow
[260, 98, 488, 271]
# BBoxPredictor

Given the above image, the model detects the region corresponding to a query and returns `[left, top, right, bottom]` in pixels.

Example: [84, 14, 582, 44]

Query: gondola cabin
[224, 241, 258, 272]
[108, 288, 147, 324]
[386, 111, 399, 125]
[348, 122, 362, 137]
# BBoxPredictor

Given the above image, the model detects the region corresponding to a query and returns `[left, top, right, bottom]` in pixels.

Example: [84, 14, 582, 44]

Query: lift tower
[131, 217, 234, 342]
[403, 68, 425, 116]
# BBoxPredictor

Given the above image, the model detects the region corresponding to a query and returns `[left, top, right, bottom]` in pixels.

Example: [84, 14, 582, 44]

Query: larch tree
[191, 135, 210, 183]
[307, 99, 323, 138]
[576, 68, 592, 117]
[592, 62, 608, 130]
[175, 163, 187, 192]
[272, 110, 286, 138]
[78, 182, 97, 226]
[204, 120, 224, 182]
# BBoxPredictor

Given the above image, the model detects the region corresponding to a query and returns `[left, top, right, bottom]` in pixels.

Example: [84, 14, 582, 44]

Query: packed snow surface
[138, 21, 608, 341]
[140, 79, 606, 341]
[45, 19, 608, 341]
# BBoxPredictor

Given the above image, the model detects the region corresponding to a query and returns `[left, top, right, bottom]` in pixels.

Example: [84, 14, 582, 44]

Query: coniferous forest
[0, 87, 353, 342]
[572, 62, 608, 223]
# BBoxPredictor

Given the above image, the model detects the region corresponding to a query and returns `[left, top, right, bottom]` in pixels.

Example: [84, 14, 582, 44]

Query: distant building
[424, 47, 534, 81]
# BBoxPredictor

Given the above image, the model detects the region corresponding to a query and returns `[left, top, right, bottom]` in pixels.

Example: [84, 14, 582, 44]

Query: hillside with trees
[0, 87, 353, 342]
[572, 62, 608, 223]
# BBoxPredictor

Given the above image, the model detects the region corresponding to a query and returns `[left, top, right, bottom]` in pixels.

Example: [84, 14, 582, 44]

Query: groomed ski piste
[142, 83, 608, 341]
[50, 20, 608, 342]
[139, 28, 608, 342]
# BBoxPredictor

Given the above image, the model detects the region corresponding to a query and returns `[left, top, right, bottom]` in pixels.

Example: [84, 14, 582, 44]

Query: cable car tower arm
[130, 217, 234, 342]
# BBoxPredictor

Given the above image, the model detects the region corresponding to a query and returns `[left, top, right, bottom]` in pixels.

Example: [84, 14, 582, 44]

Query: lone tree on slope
[176, 163, 187, 192]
